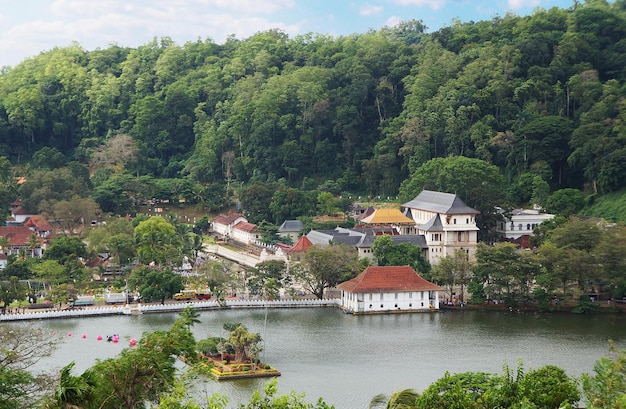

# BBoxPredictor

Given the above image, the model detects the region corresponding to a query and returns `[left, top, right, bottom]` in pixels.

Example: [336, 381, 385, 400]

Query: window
[518, 223, 522, 231]
[409, 292, 413, 299]
[458, 232, 463, 242]
[527, 223, 531, 230]
[453, 218, 457, 224]
[466, 218, 469, 224]
[510, 222, 514, 230]
[395, 293, 398, 299]
[380, 294, 383, 300]
[369, 294, 372, 301]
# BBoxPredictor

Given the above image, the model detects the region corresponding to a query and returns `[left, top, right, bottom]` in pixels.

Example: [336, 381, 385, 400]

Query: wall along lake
[27, 307, 626, 408]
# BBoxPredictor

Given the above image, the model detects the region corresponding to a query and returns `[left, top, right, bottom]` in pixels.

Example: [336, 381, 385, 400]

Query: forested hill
[0, 1, 625, 219]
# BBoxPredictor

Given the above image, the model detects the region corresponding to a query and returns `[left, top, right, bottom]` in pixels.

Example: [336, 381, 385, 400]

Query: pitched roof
[391, 235, 428, 249]
[24, 215, 53, 231]
[0, 226, 40, 247]
[359, 208, 415, 224]
[285, 235, 313, 253]
[356, 206, 375, 221]
[212, 212, 244, 225]
[233, 221, 257, 233]
[402, 190, 479, 215]
[419, 214, 444, 231]
[278, 220, 303, 233]
[338, 266, 443, 293]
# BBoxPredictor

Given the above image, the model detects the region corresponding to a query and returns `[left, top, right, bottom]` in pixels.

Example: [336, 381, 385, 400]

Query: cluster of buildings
[0, 200, 52, 269]
[211, 190, 555, 314]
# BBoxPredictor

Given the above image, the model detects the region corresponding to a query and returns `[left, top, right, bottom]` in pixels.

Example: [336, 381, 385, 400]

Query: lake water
[25, 307, 626, 408]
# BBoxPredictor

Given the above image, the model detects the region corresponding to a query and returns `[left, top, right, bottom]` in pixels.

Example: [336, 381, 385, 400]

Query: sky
[0, 0, 578, 68]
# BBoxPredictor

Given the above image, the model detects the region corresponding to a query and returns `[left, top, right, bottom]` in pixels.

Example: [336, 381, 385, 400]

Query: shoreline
[3, 297, 624, 322]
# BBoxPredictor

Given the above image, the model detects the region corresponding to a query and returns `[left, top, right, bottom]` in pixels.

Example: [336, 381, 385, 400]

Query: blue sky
[0, 0, 578, 68]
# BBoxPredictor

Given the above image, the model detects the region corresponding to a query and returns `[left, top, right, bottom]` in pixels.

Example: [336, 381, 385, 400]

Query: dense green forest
[0, 0, 625, 223]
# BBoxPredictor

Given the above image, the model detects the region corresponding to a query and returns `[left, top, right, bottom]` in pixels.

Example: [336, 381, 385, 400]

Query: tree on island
[223, 322, 262, 364]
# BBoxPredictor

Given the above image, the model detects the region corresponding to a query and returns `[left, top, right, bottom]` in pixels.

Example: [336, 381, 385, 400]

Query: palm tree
[369, 389, 420, 409]
[27, 233, 40, 258]
[52, 361, 95, 409]
[179, 305, 201, 329]
[0, 235, 10, 254]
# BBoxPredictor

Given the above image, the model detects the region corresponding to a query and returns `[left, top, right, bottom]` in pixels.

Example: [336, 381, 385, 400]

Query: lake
[26, 307, 626, 408]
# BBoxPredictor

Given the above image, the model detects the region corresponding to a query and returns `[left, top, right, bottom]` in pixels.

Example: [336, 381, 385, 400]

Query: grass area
[138, 203, 214, 224]
[582, 189, 626, 222]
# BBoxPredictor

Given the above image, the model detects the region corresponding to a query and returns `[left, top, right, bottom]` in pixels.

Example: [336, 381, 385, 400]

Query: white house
[402, 190, 480, 265]
[337, 265, 443, 314]
[211, 212, 247, 240]
[0, 253, 7, 269]
[232, 221, 260, 245]
[496, 208, 555, 241]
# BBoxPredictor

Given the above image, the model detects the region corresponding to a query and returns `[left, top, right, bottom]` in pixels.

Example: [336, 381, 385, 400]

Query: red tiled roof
[24, 215, 53, 231]
[285, 235, 313, 253]
[338, 266, 443, 293]
[212, 212, 244, 225]
[233, 221, 257, 233]
[0, 226, 41, 247]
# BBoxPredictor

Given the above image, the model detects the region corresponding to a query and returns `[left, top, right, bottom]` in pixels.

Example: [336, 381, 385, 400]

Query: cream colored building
[402, 190, 479, 265]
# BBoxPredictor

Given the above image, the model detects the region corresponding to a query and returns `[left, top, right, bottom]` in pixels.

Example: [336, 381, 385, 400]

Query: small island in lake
[197, 322, 281, 381]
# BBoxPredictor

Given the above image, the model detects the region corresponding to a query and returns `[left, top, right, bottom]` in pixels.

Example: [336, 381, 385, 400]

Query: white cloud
[360, 4, 384, 16]
[507, 0, 540, 10]
[384, 15, 402, 28]
[391, 0, 448, 10]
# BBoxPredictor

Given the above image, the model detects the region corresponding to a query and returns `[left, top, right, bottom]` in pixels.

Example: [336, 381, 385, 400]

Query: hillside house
[0, 226, 44, 257]
[338, 265, 443, 314]
[278, 220, 303, 241]
[232, 221, 260, 245]
[211, 212, 247, 240]
[402, 190, 479, 265]
[496, 208, 555, 244]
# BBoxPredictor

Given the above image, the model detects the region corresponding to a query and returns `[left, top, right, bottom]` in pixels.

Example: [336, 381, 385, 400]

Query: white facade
[232, 225, 259, 244]
[496, 208, 555, 240]
[340, 290, 440, 313]
[212, 215, 247, 238]
[402, 190, 480, 265]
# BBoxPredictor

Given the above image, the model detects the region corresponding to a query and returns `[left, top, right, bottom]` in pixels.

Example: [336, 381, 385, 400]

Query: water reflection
[27, 308, 626, 409]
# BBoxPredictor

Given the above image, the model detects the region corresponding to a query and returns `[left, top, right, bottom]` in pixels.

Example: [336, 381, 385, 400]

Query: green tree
[134, 216, 181, 266]
[372, 234, 431, 275]
[44, 236, 87, 266]
[239, 378, 332, 409]
[431, 249, 474, 303]
[546, 188, 586, 217]
[128, 266, 183, 304]
[519, 365, 580, 408]
[582, 342, 626, 409]
[0, 277, 27, 313]
[296, 244, 360, 299]
[223, 322, 262, 363]
[246, 260, 289, 299]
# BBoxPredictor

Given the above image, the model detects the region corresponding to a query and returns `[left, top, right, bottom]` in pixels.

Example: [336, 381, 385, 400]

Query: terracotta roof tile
[233, 221, 257, 233]
[285, 235, 313, 253]
[338, 266, 443, 293]
[212, 212, 244, 225]
[24, 215, 53, 231]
